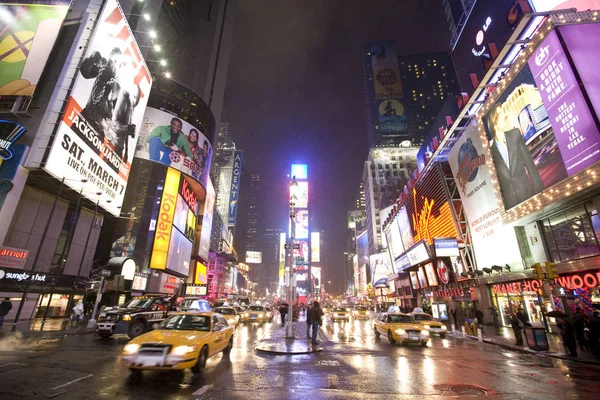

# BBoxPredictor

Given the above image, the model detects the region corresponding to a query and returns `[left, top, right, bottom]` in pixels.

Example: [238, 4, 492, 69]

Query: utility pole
[286, 177, 298, 338]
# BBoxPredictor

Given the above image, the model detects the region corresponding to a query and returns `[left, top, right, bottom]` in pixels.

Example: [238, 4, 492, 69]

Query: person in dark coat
[510, 313, 524, 346]
[279, 303, 288, 325]
[306, 304, 312, 339]
[451, 309, 458, 328]
[0, 297, 12, 328]
[573, 307, 589, 351]
[475, 308, 484, 331]
[308, 301, 324, 345]
[557, 317, 578, 357]
[586, 311, 600, 358]
[517, 306, 528, 325]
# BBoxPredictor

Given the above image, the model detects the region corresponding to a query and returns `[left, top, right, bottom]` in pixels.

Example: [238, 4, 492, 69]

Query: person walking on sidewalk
[279, 303, 288, 325]
[451, 309, 458, 328]
[586, 310, 600, 358]
[573, 307, 589, 351]
[308, 301, 323, 345]
[510, 312, 524, 346]
[306, 304, 312, 339]
[0, 297, 12, 329]
[557, 316, 578, 357]
[475, 308, 484, 332]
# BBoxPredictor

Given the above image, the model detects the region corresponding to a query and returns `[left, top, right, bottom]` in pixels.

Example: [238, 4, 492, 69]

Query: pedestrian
[573, 307, 589, 351]
[451, 308, 458, 328]
[279, 303, 288, 325]
[475, 308, 484, 332]
[586, 311, 600, 359]
[0, 297, 12, 329]
[306, 304, 312, 339]
[308, 301, 324, 345]
[72, 300, 84, 326]
[557, 317, 578, 357]
[510, 312, 524, 346]
[491, 307, 500, 329]
[517, 306, 528, 325]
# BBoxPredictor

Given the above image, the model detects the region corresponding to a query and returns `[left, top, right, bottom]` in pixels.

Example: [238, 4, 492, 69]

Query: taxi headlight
[122, 314, 132, 321]
[123, 343, 140, 354]
[243, 313, 248, 317]
[423, 324, 431, 329]
[395, 329, 406, 335]
[421, 330, 430, 336]
[172, 345, 197, 356]
[441, 325, 447, 330]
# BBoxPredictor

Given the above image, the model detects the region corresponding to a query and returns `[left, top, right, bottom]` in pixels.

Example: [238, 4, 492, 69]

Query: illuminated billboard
[311, 266, 321, 287]
[370, 252, 393, 288]
[397, 206, 414, 251]
[448, 123, 522, 270]
[530, 0, 600, 11]
[311, 231, 320, 263]
[137, 107, 212, 188]
[293, 209, 309, 239]
[293, 181, 308, 208]
[278, 232, 286, 284]
[198, 178, 215, 261]
[150, 168, 180, 270]
[246, 251, 262, 264]
[43, 0, 152, 216]
[293, 240, 310, 267]
[194, 261, 207, 284]
[227, 151, 243, 226]
[291, 164, 307, 180]
[0, 1, 70, 96]
[483, 29, 600, 210]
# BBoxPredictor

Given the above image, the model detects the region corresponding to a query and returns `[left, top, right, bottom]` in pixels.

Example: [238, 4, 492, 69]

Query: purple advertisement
[528, 30, 600, 176]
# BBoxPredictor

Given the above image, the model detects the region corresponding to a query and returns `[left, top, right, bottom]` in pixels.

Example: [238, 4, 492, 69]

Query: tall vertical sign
[227, 151, 243, 226]
[150, 168, 180, 270]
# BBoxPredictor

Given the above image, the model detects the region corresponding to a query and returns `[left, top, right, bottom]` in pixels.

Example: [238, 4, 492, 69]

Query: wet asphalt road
[0, 313, 599, 399]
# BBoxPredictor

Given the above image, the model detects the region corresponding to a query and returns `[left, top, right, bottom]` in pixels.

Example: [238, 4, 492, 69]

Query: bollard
[451, 323, 456, 333]
[461, 326, 466, 338]
[477, 328, 483, 342]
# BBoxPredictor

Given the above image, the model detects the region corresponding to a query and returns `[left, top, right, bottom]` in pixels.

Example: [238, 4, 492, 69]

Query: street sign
[293, 244, 300, 250]
[100, 269, 111, 277]
[295, 261, 309, 266]
[284, 244, 291, 250]
[295, 257, 304, 262]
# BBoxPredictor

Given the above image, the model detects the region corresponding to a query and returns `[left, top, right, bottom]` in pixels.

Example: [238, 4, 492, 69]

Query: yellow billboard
[370, 41, 403, 100]
[311, 231, 320, 263]
[150, 168, 180, 269]
[278, 232, 286, 282]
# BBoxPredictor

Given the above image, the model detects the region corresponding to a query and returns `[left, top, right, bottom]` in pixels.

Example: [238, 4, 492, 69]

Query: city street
[0, 314, 599, 399]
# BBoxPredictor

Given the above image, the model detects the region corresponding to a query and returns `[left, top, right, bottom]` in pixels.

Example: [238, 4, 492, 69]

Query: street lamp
[286, 176, 299, 338]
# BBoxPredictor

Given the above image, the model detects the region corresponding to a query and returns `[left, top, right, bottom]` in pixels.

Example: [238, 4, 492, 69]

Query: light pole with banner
[286, 177, 299, 338]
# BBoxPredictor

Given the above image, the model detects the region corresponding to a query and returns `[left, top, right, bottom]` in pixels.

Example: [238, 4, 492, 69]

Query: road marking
[192, 384, 213, 396]
[316, 360, 340, 366]
[0, 362, 28, 367]
[50, 374, 93, 390]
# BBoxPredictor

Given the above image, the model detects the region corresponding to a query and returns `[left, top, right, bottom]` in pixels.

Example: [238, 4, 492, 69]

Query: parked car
[96, 296, 169, 339]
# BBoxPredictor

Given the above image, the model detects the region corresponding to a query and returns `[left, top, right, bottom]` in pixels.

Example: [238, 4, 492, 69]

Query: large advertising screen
[448, 123, 522, 270]
[357, 231, 369, 286]
[370, 252, 393, 288]
[227, 151, 242, 226]
[150, 168, 180, 270]
[311, 266, 321, 287]
[198, 178, 214, 261]
[483, 28, 600, 210]
[294, 181, 308, 208]
[292, 240, 310, 266]
[294, 209, 309, 239]
[166, 227, 192, 276]
[530, 0, 600, 11]
[43, 0, 152, 216]
[246, 251, 262, 264]
[452, 0, 517, 96]
[279, 232, 286, 285]
[137, 107, 212, 188]
[291, 164, 307, 179]
[368, 40, 408, 142]
[384, 218, 404, 262]
[0, 1, 70, 96]
[397, 206, 414, 250]
[311, 231, 320, 263]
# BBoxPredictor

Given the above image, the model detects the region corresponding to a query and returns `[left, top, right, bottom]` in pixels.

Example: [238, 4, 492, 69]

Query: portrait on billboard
[0, 1, 70, 96]
[417, 266, 428, 289]
[424, 262, 439, 287]
[294, 209, 309, 239]
[397, 206, 414, 251]
[137, 107, 213, 187]
[293, 181, 308, 208]
[484, 66, 567, 210]
[370, 252, 393, 288]
[409, 271, 420, 290]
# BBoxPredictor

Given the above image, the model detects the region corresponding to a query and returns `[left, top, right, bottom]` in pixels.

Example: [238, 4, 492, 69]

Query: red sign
[180, 178, 198, 212]
[0, 246, 28, 269]
[437, 259, 450, 285]
[492, 271, 600, 294]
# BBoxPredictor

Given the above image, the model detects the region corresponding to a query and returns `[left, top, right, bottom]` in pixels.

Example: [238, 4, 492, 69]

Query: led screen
[294, 209, 309, 239]
[370, 252, 393, 288]
[397, 206, 414, 250]
[530, 0, 600, 11]
[310, 232, 320, 263]
[410, 271, 420, 290]
[246, 251, 262, 264]
[417, 266, 428, 289]
[166, 228, 192, 276]
[291, 164, 308, 180]
[424, 262, 439, 287]
[195, 262, 207, 284]
[294, 181, 308, 208]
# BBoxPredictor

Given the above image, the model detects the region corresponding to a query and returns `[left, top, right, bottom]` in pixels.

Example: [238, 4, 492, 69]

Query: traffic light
[532, 263, 544, 280]
[546, 263, 559, 279]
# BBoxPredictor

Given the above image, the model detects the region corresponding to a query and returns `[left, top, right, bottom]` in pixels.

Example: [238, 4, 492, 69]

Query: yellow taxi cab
[411, 312, 447, 338]
[243, 305, 267, 323]
[373, 312, 429, 346]
[331, 307, 351, 321]
[352, 306, 370, 320]
[213, 307, 240, 327]
[121, 312, 234, 375]
[264, 306, 275, 322]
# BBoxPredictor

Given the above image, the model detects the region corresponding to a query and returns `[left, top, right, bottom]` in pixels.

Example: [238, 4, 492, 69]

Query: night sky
[225, 0, 450, 294]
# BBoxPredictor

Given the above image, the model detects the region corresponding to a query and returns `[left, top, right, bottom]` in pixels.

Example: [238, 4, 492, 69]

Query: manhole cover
[435, 384, 488, 396]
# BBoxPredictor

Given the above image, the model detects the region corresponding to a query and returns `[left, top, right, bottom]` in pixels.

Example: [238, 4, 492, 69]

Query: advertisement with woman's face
[370, 252, 393, 288]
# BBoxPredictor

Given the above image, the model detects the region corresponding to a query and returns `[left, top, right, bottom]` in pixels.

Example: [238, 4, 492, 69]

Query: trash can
[523, 322, 549, 351]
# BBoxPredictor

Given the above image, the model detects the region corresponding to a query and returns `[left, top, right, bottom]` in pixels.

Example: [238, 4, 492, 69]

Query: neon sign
[411, 188, 458, 244]
[472, 17, 492, 57]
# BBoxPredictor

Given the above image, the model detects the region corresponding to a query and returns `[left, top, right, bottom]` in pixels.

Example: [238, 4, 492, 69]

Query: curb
[451, 332, 600, 366]
[0, 328, 94, 340]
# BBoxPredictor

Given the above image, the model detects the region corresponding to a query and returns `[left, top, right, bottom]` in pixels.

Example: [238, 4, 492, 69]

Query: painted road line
[192, 384, 214, 397]
[50, 374, 93, 391]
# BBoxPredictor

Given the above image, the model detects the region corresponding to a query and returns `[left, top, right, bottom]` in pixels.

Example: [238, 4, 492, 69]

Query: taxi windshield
[388, 315, 415, 324]
[159, 315, 210, 331]
[249, 306, 264, 311]
[216, 308, 235, 315]
[123, 298, 154, 309]
[355, 307, 367, 311]
[413, 314, 435, 321]
[333, 308, 347, 312]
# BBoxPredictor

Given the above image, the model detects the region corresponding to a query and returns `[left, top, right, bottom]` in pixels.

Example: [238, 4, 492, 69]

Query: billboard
[368, 40, 408, 142]
[150, 168, 180, 270]
[530, 0, 600, 11]
[43, 0, 152, 216]
[448, 123, 522, 270]
[397, 206, 414, 251]
[384, 216, 404, 262]
[0, 1, 70, 96]
[246, 251, 262, 264]
[357, 231, 369, 284]
[452, 0, 517, 96]
[227, 151, 243, 226]
[292, 240, 310, 263]
[294, 209, 309, 239]
[137, 107, 212, 188]
[424, 262, 439, 287]
[279, 232, 286, 285]
[291, 164, 307, 180]
[370, 252, 393, 288]
[311, 266, 321, 287]
[194, 261, 207, 284]
[293, 181, 308, 208]
[311, 231, 320, 263]
[198, 178, 214, 261]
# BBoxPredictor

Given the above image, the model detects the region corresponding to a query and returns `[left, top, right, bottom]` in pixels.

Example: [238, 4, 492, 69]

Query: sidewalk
[255, 313, 325, 354]
[0, 318, 93, 339]
[450, 326, 600, 365]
